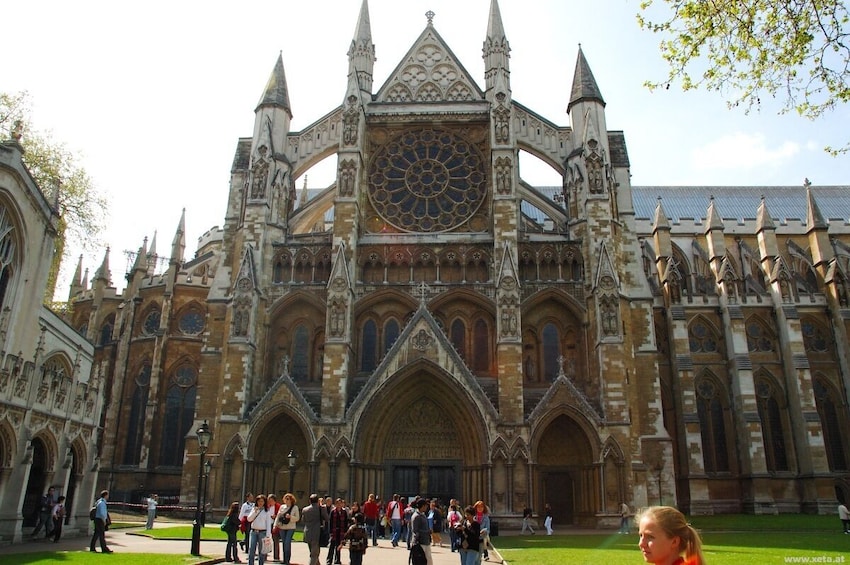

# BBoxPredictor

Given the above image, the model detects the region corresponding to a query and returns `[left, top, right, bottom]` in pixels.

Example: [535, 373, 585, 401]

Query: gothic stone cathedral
[68, 0, 850, 526]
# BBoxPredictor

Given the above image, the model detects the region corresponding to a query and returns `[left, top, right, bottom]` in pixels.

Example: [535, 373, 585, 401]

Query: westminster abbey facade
[67, 0, 850, 526]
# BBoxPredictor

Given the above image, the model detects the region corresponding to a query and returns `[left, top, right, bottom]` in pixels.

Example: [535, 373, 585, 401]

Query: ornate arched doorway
[354, 362, 489, 504]
[22, 438, 50, 528]
[246, 413, 309, 497]
[536, 414, 597, 526]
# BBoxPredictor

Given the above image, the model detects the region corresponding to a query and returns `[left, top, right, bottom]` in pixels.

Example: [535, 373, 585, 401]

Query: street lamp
[287, 449, 297, 494]
[202, 459, 212, 526]
[190, 420, 212, 556]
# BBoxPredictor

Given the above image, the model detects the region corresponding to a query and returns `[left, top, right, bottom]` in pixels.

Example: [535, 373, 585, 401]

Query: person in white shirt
[145, 494, 158, 529]
[51, 495, 66, 542]
[239, 493, 255, 551]
[247, 494, 273, 565]
[839, 502, 850, 533]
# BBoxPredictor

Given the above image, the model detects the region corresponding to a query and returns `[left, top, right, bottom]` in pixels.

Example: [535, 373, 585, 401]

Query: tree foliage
[0, 91, 108, 299]
[638, 0, 850, 154]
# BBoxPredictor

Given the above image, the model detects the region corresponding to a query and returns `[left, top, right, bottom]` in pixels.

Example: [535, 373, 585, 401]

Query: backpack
[221, 516, 229, 532]
[409, 543, 427, 565]
[348, 526, 367, 551]
[89, 505, 97, 521]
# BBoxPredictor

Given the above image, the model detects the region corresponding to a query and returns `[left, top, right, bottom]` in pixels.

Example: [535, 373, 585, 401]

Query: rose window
[368, 128, 486, 233]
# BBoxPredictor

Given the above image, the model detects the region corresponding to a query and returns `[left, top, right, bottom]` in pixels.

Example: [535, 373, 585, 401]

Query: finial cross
[426, 10, 435, 25]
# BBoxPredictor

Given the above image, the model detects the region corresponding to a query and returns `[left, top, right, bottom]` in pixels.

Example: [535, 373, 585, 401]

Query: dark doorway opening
[543, 472, 574, 526]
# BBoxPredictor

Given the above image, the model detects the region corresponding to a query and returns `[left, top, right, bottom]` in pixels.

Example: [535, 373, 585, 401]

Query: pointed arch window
[159, 365, 197, 467]
[814, 377, 848, 471]
[361, 319, 378, 373]
[801, 319, 830, 353]
[384, 319, 400, 354]
[450, 319, 466, 358]
[689, 320, 719, 353]
[755, 376, 789, 472]
[291, 324, 309, 381]
[99, 314, 115, 346]
[696, 376, 731, 473]
[473, 318, 489, 373]
[0, 203, 17, 312]
[746, 319, 775, 352]
[124, 363, 151, 465]
[542, 323, 560, 381]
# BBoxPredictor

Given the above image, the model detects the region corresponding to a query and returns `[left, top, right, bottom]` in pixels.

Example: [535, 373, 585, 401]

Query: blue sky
[3, 0, 848, 294]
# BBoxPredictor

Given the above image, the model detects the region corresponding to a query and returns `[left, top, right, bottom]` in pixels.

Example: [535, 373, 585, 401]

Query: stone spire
[805, 179, 827, 232]
[93, 247, 111, 285]
[171, 208, 186, 265]
[568, 46, 605, 114]
[348, 0, 376, 94]
[653, 197, 671, 232]
[256, 53, 292, 117]
[756, 195, 775, 232]
[69, 254, 84, 299]
[483, 0, 511, 95]
[706, 196, 724, 232]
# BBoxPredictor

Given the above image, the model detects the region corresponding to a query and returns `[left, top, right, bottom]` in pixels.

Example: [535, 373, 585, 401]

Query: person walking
[840, 502, 850, 534]
[455, 506, 480, 565]
[50, 496, 66, 542]
[342, 514, 369, 565]
[521, 505, 535, 535]
[246, 494, 272, 565]
[387, 493, 403, 547]
[267, 494, 281, 563]
[145, 494, 158, 529]
[224, 501, 243, 563]
[474, 500, 491, 561]
[302, 494, 329, 565]
[31, 486, 56, 539]
[326, 498, 349, 565]
[410, 498, 433, 565]
[447, 504, 462, 552]
[428, 500, 443, 547]
[90, 490, 113, 553]
[543, 503, 553, 535]
[275, 492, 300, 565]
[239, 493, 255, 552]
[637, 506, 706, 565]
[619, 501, 631, 534]
[363, 493, 380, 546]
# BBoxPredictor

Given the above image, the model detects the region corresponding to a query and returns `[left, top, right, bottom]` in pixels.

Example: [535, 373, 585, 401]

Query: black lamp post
[287, 449, 297, 494]
[190, 420, 212, 556]
[202, 459, 212, 526]
[654, 463, 663, 506]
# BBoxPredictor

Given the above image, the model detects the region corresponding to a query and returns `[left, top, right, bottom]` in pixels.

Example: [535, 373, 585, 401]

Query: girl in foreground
[637, 506, 705, 565]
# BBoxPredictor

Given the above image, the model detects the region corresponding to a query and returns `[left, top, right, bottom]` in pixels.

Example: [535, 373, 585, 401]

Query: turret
[146, 231, 158, 276]
[69, 254, 84, 299]
[567, 46, 607, 145]
[805, 179, 833, 269]
[347, 0, 375, 97]
[171, 208, 186, 266]
[483, 0, 511, 98]
[251, 53, 292, 166]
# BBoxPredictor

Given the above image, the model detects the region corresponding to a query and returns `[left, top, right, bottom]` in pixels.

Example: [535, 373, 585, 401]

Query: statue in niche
[343, 101, 359, 145]
[330, 301, 345, 337]
[500, 308, 517, 336]
[601, 299, 618, 336]
[233, 309, 249, 337]
[494, 104, 510, 144]
[339, 162, 355, 197]
[250, 145, 270, 199]
[495, 157, 512, 195]
[668, 275, 682, 304]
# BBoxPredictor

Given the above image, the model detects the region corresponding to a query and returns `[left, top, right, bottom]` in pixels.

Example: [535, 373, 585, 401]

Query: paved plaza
[0, 522, 507, 564]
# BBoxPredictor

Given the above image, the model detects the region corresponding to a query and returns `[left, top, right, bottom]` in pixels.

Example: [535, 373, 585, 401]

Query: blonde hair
[284, 492, 297, 505]
[637, 506, 705, 565]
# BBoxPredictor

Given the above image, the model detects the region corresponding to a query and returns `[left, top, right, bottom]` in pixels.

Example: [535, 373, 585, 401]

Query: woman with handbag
[455, 506, 480, 565]
[224, 501, 243, 563]
[275, 492, 301, 565]
[247, 494, 273, 565]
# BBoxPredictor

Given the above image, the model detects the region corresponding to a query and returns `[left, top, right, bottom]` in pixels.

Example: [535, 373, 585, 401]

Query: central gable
[375, 25, 484, 103]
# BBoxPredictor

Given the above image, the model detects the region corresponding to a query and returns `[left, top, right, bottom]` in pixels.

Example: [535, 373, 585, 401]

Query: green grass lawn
[0, 554, 204, 565]
[496, 513, 849, 565]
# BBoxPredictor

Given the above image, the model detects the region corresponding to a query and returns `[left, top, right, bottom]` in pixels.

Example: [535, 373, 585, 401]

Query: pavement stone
[0, 523, 507, 564]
